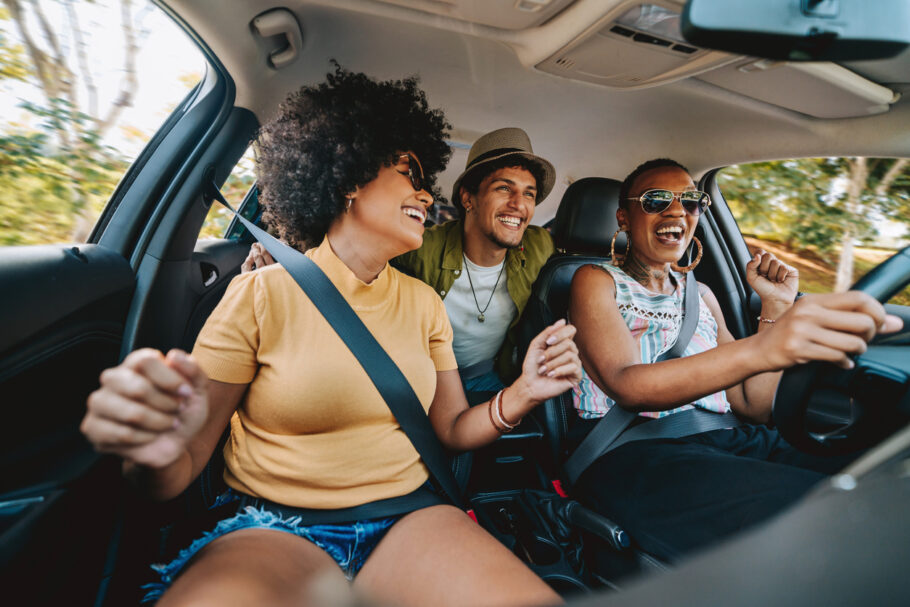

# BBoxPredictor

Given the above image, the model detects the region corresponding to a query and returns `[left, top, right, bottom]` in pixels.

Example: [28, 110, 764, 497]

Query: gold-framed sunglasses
[628, 189, 712, 216]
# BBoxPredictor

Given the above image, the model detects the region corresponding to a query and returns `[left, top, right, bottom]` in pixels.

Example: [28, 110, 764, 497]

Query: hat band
[466, 147, 525, 170]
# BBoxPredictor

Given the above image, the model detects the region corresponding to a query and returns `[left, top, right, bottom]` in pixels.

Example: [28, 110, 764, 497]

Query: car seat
[518, 177, 622, 471]
[516, 177, 669, 584]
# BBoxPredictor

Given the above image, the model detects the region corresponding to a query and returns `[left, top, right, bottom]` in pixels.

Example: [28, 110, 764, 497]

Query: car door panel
[180, 239, 251, 350]
[0, 244, 133, 488]
[0, 244, 133, 604]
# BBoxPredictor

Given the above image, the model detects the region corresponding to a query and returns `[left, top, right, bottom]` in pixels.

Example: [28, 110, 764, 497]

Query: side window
[718, 158, 910, 306]
[200, 147, 257, 239]
[0, 0, 205, 245]
[429, 200, 458, 225]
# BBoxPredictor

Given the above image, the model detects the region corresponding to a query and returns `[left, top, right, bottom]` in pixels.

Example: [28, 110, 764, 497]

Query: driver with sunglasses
[568, 158, 902, 563]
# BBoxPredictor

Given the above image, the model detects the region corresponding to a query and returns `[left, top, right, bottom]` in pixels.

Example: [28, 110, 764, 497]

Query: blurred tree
[198, 148, 257, 240]
[0, 109, 126, 244]
[833, 157, 910, 291]
[720, 157, 910, 291]
[0, 12, 29, 80]
[0, 0, 152, 243]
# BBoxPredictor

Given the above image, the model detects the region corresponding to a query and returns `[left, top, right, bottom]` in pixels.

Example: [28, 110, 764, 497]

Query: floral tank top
[572, 262, 731, 420]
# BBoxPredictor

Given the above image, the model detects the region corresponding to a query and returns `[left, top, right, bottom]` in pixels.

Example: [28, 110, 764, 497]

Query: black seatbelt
[564, 270, 740, 484]
[205, 183, 462, 507]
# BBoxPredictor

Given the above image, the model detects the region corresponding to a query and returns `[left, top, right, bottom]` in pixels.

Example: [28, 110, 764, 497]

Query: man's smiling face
[464, 166, 538, 250]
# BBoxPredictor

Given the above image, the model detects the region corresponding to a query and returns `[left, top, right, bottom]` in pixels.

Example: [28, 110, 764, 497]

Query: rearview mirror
[681, 0, 910, 61]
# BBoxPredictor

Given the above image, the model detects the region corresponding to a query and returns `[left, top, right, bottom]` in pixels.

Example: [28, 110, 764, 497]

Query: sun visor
[697, 60, 900, 119]
[367, 0, 574, 30]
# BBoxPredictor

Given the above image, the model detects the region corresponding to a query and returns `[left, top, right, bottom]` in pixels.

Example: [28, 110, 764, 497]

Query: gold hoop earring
[671, 237, 703, 274]
[610, 227, 630, 266]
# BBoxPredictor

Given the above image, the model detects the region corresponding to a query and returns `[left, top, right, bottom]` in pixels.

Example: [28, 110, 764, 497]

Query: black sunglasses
[398, 153, 426, 193]
[627, 189, 711, 216]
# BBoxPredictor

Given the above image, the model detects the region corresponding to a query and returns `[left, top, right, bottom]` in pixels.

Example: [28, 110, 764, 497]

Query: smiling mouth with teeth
[655, 225, 685, 244]
[403, 206, 426, 223]
[497, 215, 522, 228]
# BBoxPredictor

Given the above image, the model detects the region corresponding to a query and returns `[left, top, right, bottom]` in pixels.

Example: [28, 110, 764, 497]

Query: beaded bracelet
[757, 316, 777, 324]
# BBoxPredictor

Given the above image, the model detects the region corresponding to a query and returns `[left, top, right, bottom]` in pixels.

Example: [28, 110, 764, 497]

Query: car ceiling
[163, 0, 910, 223]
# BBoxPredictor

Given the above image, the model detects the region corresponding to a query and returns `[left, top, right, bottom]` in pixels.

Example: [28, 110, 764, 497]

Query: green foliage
[724, 157, 910, 297]
[198, 149, 256, 239]
[0, 100, 128, 245]
[0, 31, 30, 81]
[0, 0, 195, 246]
[720, 157, 909, 253]
[865, 158, 910, 222]
[0, 7, 30, 82]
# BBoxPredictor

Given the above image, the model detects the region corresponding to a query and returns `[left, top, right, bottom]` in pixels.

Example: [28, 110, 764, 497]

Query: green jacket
[394, 219, 555, 382]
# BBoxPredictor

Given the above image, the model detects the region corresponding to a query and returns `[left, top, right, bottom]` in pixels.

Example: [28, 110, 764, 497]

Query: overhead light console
[537, 2, 736, 89]
[535, 1, 899, 117]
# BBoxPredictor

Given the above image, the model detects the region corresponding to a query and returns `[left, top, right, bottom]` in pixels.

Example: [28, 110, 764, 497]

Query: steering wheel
[772, 245, 910, 456]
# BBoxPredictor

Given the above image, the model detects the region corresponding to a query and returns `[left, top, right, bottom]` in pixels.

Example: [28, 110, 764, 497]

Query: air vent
[605, 22, 702, 55]
[555, 57, 576, 69]
[610, 25, 634, 37]
[672, 44, 698, 54]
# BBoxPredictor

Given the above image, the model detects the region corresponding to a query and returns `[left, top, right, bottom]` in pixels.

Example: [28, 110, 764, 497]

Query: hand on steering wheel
[772, 247, 909, 455]
[757, 292, 899, 372]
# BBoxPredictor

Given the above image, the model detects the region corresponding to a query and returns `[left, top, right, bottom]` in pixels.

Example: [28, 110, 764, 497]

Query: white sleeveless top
[573, 262, 731, 420]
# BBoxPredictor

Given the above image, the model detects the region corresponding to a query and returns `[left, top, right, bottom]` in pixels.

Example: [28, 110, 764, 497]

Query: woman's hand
[512, 319, 582, 408]
[746, 250, 799, 317]
[754, 291, 903, 371]
[81, 349, 210, 469]
[240, 243, 276, 273]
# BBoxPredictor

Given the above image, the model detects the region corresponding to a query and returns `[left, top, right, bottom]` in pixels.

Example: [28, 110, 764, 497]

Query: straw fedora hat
[450, 127, 556, 208]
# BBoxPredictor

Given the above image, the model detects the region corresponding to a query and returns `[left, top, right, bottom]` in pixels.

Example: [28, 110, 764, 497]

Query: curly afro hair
[255, 63, 452, 250]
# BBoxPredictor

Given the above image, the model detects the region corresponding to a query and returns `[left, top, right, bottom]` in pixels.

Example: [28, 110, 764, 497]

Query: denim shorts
[142, 491, 401, 603]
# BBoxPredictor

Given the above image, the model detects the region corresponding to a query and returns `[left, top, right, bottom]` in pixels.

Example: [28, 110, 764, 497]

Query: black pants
[574, 425, 858, 562]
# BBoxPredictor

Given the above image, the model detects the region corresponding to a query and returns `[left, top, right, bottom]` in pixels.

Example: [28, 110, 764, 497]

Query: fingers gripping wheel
[772, 361, 908, 456]
[772, 246, 910, 456]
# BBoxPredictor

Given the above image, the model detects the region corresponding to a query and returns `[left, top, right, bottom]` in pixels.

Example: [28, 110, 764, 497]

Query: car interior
[1, 0, 910, 605]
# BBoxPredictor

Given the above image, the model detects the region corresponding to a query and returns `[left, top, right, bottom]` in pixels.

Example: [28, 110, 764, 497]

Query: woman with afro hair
[81, 65, 580, 606]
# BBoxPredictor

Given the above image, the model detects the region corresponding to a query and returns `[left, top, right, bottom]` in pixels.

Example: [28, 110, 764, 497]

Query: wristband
[488, 390, 512, 433]
[492, 389, 517, 432]
[757, 316, 777, 324]
[498, 388, 521, 427]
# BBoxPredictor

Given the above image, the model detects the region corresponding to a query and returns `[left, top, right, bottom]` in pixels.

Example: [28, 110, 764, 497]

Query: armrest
[466, 391, 545, 441]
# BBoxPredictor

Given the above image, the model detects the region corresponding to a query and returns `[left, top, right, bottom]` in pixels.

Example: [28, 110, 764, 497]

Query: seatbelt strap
[205, 183, 463, 507]
[606, 409, 740, 454]
[237, 483, 444, 525]
[564, 270, 707, 484]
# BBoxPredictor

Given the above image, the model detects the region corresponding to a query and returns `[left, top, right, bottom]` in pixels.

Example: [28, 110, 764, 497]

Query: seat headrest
[551, 177, 621, 256]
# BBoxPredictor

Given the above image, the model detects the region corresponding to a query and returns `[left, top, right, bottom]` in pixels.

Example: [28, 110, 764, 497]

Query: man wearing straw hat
[243, 127, 556, 391]
[395, 127, 556, 391]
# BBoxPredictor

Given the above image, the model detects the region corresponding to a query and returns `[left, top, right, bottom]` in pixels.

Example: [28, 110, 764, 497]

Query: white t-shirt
[443, 256, 516, 368]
